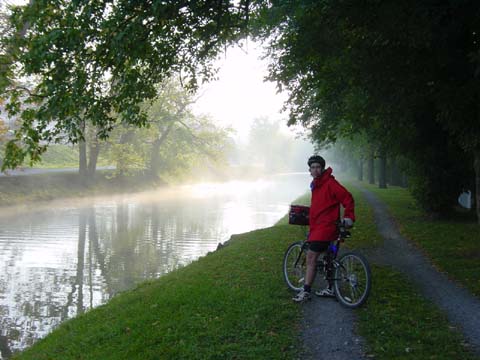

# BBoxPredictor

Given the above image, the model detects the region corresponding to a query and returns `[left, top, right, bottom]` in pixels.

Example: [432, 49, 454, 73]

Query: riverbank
[0, 170, 165, 208]
[14, 225, 306, 360]
[0, 166, 294, 209]
[11, 184, 478, 359]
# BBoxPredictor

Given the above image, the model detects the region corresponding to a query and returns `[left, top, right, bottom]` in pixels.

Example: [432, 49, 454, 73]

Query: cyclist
[293, 155, 355, 302]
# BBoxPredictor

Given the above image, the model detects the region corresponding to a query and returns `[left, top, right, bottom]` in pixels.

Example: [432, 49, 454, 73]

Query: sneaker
[292, 289, 312, 303]
[315, 287, 335, 297]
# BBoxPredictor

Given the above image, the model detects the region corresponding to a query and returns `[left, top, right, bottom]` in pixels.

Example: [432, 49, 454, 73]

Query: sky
[191, 42, 292, 141]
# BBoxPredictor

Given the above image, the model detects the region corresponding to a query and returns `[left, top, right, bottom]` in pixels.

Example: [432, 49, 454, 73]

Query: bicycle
[284, 205, 371, 308]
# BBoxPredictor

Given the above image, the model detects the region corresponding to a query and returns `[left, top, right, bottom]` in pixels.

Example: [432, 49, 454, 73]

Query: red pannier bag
[288, 205, 310, 226]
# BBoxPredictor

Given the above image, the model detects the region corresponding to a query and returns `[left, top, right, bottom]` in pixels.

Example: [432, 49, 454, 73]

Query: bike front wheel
[334, 252, 371, 308]
[283, 241, 307, 291]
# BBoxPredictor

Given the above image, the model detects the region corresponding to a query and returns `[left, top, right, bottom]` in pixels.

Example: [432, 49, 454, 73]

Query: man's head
[308, 155, 325, 178]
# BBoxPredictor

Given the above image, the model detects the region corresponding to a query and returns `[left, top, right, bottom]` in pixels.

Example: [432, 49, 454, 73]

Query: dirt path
[301, 297, 366, 359]
[356, 184, 480, 355]
[300, 184, 480, 358]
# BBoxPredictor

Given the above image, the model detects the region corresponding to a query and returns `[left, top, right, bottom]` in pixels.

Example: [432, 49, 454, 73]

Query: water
[0, 172, 310, 358]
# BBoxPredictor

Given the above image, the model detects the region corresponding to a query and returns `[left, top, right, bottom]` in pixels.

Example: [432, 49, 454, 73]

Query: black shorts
[307, 241, 331, 253]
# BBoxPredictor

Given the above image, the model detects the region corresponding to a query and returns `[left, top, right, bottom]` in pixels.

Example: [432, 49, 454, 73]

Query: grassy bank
[0, 171, 163, 207]
[359, 182, 480, 298]
[15, 225, 306, 360]
[12, 185, 478, 359]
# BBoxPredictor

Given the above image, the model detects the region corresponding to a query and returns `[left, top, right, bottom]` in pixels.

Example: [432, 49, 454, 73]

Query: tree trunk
[79, 120, 87, 181]
[150, 120, 175, 177]
[474, 148, 480, 224]
[401, 172, 408, 188]
[368, 149, 375, 184]
[358, 158, 364, 181]
[150, 139, 162, 176]
[79, 140, 87, 178]
[378, 149, 387, 189]
[87, 137, 100, 177]
[389, 157, 402, 186]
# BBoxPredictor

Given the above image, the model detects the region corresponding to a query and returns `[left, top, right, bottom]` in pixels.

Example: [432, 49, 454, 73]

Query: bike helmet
[307, 155, 325, 168]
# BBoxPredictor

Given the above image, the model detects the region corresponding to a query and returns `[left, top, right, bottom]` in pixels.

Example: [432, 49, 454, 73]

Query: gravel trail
[356, 185, 480, 355]
[301, 296, 366, 359]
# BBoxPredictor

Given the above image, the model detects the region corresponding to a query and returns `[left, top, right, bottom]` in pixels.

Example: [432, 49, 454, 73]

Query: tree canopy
[252, 0, 480, 219]
[2, 0, 480, 221]
[1, 0, 250, 168]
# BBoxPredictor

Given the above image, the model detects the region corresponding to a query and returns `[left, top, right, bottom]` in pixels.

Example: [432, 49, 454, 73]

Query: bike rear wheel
[334, 252, 371, 308]
[283, 242, 307, 291]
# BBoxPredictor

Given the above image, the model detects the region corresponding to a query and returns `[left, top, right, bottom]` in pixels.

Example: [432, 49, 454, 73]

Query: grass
[0, 171, 163, 208]
[12, 184, 479, 359]
[27, 144, 110, 169]
[15, 225, 306, 360]
[357, 266, 477, 360]
[359, 182, 480, 298]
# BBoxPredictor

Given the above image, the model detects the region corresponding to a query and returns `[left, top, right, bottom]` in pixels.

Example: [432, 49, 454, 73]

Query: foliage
[246, 118, 294, 171]
[3, 0, 480, 217]
[252, 0, 480, 216]
[1, 0, 251, 169]
[0, 116, 7, 143]
[329, 124, 474, 215]
[0, 2, 15, 92]
[229, 117, 313, 173]
[103, 80, 232, 180]
[29, 144, 79, 168]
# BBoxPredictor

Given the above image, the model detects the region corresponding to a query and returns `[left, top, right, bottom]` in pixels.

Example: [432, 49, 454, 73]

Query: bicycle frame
[284, 223, 371, 308]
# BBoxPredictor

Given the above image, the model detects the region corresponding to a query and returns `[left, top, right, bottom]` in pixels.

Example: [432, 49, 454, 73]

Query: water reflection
[0, 173, 309, 358]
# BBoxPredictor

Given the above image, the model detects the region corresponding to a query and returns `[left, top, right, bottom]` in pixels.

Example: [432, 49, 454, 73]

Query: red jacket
[308, 167, 355, 242]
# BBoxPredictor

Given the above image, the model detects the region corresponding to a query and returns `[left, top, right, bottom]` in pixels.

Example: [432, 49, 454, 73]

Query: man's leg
[315, 243, 335, 297]
[292, 249, 321, 302]
[305, 249, 321, 289]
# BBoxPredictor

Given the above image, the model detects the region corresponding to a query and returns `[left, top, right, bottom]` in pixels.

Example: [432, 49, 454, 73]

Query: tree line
[1, 0, 479, 222]
[252, 1, 480, 222]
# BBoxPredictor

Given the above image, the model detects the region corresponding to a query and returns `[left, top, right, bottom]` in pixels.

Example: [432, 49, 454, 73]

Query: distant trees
[234, 117, 313, 172]
[103, 80, 231, 181]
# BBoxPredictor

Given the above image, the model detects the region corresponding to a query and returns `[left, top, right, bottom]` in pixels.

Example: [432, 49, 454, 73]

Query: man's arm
[331, 181, 355, 225]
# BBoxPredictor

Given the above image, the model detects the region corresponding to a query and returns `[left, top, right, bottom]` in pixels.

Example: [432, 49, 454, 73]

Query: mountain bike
[284, 209, 371, 308]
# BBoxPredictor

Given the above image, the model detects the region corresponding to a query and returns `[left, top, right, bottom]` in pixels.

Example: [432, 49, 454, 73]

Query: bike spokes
[334, 252, 371, 308]
[283, 242, 307, 291]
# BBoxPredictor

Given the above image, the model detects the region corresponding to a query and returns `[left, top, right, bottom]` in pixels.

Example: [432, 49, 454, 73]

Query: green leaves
[2, 0, 251, 169]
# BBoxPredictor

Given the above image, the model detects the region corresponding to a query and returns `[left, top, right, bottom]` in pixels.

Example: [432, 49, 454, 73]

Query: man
[293, 155, 355, 302]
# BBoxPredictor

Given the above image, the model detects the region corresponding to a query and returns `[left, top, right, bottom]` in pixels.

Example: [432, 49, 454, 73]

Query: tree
[1, 0, 250, 169]
[4, 0, 480, 222]
[253, 0, 480, 220]
[104, 79, 231, 180]
[246, 118, 290, 171]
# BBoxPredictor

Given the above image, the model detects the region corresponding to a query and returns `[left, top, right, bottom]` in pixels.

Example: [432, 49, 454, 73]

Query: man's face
[309, 163, 323, 178]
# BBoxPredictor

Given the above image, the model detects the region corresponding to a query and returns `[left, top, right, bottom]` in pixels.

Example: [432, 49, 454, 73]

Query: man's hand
[343, 218, 354, 228]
